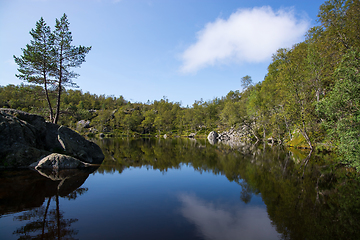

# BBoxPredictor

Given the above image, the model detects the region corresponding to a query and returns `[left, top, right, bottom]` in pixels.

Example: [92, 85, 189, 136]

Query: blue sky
[0, 0, 325, 107]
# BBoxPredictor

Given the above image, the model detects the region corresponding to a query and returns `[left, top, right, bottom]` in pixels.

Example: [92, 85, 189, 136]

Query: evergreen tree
[13, 17, 55, 121]
[241, 75, 253, 90]
[52, 14, 91, 124]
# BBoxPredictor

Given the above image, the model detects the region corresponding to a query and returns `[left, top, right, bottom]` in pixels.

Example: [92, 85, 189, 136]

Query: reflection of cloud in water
[178, 193, 279, 240]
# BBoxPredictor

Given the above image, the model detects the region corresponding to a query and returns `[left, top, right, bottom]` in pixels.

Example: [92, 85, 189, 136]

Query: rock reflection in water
[0, 167, 96, 239]
[178, 193, 279, 240]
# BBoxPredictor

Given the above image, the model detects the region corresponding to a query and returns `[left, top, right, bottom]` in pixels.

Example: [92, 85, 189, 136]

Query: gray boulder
[36, 153, 87, 169]
[77, 120, 91, 129]
[207, 131, 218, 145]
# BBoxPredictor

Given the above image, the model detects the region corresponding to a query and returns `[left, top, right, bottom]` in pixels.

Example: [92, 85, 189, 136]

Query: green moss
[286, 131, 309, 149]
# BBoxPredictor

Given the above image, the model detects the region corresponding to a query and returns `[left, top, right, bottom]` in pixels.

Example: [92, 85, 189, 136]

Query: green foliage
[13, 17, 55, 121]
[318, 49, 360, 168]
[241, 75, 253, 90]
[13, 14, 91, 124]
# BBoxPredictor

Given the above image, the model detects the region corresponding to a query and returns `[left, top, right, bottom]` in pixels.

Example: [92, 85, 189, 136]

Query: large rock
[0, 110, 50, 167]
[207, 131, 218, 145]
[35, 153, 87, 169]
[0, 108, 104, 168]
[0, 108, 47, 135]
[44, 122, 65, 152]
[58, 126, 104, 164]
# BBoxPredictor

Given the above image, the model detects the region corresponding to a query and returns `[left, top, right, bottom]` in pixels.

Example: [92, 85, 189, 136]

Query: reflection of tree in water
[13, 189, 86, 240]
[63, 187, 88, 201]
[11, 169, 90, 240]
[239, 181, 253, 204]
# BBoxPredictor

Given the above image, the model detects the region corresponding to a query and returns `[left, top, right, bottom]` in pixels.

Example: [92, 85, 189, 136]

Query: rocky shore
[0, 108, 104, 169]
[207, 127, 253, 147]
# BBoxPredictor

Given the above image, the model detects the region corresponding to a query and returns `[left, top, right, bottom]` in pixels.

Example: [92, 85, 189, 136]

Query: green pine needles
[14, 14, 91, 124]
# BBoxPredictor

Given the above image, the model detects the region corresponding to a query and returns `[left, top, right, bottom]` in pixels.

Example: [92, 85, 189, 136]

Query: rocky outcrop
[0, 108, 104, 168]
[207, 127, 252, 148]
[76, 120, 91, 130]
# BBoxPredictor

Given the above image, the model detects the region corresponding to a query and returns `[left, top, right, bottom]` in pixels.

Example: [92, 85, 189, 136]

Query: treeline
[0, 83, 227, 135]
[1, 0, 359, 168]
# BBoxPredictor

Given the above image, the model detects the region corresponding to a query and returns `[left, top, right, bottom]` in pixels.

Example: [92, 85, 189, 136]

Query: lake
[1, 138, 359, 240]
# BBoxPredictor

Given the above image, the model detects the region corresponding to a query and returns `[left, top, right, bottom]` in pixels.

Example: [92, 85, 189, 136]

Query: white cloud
[178, 193, 279, 240]
[180, 6, 309, 73]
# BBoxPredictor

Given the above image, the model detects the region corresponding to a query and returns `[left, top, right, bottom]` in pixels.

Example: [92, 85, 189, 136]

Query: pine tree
[13, 17, 55, 121]
[52, 14, 91, 124]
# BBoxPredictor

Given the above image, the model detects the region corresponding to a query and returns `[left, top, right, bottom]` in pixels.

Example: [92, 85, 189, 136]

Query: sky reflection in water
[2, 138, 359, 239]
[178, 193, 279, 240]
[0, 163, 279, 240]
[70, 164, 278, 239]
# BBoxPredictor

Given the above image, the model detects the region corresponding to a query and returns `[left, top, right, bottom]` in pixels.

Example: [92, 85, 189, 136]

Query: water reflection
[178, 193, 279, 240]
[95, 138, 360, 240]
[13, 194, 79, 240]
[1, 138, 360, 240]
[0, 168, 95, 239]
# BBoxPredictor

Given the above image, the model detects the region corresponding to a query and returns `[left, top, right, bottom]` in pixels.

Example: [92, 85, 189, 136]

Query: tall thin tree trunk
[43, 74, 53, 122]
[54, 81, 61, 124]
[42, 34, 53, 122]
[263, 126, 266, 140]
[54, 49, 62, 124]
[284, 115, 292, 141]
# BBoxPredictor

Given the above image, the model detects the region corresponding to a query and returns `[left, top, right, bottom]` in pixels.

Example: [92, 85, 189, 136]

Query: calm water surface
[0, 138, 359, 240]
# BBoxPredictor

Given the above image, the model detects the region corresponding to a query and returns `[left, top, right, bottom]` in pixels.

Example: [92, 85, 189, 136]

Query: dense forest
[1, 0, 359, 168]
